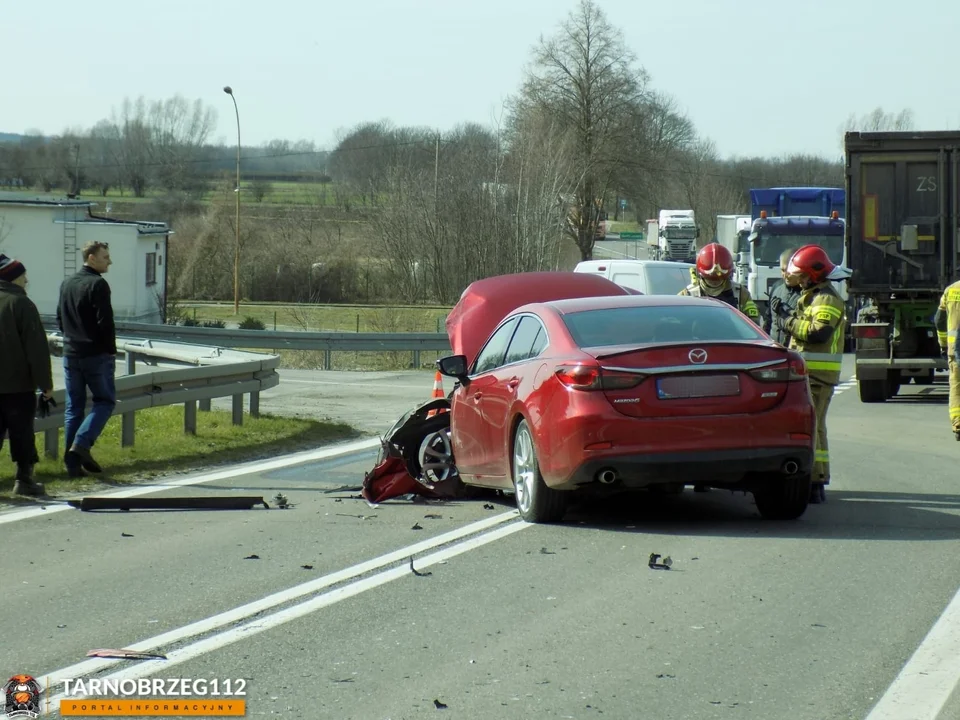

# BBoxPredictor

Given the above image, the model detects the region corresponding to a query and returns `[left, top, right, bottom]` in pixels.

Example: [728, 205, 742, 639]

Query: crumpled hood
[445, 271, 635, 366]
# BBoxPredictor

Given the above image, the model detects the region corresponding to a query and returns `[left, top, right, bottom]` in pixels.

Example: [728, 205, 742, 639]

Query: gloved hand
[769, 296, 781, 316]
[37, 392, 57, 418]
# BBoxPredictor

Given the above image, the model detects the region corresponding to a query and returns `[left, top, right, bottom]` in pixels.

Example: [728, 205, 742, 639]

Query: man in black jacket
[0, 254, 53, 496]
[57, 241, 116, 476]
[763, 247, 802, 346]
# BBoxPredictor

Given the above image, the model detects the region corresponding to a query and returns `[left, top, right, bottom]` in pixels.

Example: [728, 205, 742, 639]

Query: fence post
[249, 391, 260, 419]
[184, 400, 197, 435]
[44, 429, 58, 459]
[121, 412, 136, 447]
[232, 394, 243, 426]
[199, 399, 211, 412]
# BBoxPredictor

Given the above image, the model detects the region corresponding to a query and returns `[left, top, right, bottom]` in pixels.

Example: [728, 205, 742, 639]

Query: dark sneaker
[13, 478, 46, 497]
[65, 466, 88, 479]
[68, 444, 102, 473]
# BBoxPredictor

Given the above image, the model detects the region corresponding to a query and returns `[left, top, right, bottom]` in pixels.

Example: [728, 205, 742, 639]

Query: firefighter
[771, 245, 849, 504]
[764, 247, 802, 346]
[679, 243, 761, 324]
[933, 278, 960, 440]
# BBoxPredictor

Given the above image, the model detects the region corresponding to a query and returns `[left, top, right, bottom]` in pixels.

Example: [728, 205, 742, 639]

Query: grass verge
[0, 405, 360, 502]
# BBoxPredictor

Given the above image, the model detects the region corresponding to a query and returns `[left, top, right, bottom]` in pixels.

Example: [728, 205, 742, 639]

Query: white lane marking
[35, 509, 520, 693]
[864, 584, 960, 720]
[44, 519, 530, 709]
[0, 436, 382, 527]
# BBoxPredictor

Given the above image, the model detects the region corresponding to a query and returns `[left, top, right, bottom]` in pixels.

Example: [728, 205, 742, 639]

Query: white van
[574, 259, 694, 296]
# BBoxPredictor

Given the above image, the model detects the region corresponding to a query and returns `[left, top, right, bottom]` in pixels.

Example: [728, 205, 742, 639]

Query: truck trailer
[845, 131, 960, 402]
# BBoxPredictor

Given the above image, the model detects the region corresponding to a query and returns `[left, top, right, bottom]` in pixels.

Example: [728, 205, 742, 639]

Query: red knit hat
[0, 254, 25, 283]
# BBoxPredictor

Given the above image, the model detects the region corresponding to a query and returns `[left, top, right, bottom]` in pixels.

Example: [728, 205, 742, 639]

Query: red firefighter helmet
[786, 244, 835, 284]
[695, 243, 734, 286]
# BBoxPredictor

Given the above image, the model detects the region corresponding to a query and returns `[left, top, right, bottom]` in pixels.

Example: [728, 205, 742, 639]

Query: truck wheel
[753, 472, 812, 520]
[858, 378, 888, 403]
[886, 370, 902, 398]
[913, 370, 935, 385]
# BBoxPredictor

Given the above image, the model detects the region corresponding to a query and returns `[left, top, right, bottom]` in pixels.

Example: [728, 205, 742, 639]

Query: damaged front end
[362, 397, 463, 504]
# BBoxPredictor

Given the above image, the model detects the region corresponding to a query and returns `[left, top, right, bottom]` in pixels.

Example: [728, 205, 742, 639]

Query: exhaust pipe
[597, 468, 618, 484]
[782, 460, 799, 475]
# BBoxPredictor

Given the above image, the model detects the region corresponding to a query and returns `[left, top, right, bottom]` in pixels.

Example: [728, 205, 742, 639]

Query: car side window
[528, 326, 547, 356]
[503, 316, 547, 365]
[472, 318, 520, 375]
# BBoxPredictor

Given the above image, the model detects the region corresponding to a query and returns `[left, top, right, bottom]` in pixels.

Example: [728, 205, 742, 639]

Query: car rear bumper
[559, 446, 814, 490]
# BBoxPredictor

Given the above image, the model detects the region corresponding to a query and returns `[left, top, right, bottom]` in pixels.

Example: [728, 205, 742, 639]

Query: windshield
[644, 267, 693, 295]
[562, 304, 765, 348]
[755, 232, 844, 266]
[663, 227, 696, 240]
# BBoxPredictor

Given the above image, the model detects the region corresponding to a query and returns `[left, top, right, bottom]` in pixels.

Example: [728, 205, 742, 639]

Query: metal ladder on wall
[63, 208, 77, 278]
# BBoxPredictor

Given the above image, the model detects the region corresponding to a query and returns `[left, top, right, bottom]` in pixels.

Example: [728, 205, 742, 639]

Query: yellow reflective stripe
[950, 408, 960, 418]
[803, 351, 842, 371]
[949, 330, 958, 339]
[814, 450, 829, 462]
[940, 332, 950, 342]
[811, 303, 843, 319]
[947, 289, 960, 302]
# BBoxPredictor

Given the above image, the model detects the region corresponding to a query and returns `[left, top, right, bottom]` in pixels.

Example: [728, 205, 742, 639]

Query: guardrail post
[44, 429, 58, 459]
[126, 353, 136, 375]
[199, 399, 211, 412]
[184, 400, 197, 435]
[249, 391, 260, 419]
[324, 349, 332, 370]
[413, 350, 421, 368]
[232, 394, 243, 425]
[121, 412, 136, 447]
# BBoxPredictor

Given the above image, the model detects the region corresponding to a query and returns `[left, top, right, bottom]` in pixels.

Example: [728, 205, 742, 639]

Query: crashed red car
[361, 272, 634, 504]
[437, 290, 816, 524]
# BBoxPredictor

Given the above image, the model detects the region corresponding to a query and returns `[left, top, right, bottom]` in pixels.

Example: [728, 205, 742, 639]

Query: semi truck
[844, 130, 959, 402]
[716, 213, 752, 260]
[646, 209, 698, 261]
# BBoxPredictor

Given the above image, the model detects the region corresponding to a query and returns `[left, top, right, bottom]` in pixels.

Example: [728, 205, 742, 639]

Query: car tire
[512, 418, 568, 524]
[753, 471, 812, 521]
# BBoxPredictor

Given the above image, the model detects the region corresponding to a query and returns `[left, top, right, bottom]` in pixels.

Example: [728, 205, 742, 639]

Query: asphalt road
[4, 358, 960, 719]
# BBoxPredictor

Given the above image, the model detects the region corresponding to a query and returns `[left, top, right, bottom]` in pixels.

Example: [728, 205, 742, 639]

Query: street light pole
[223, 86, 241, 315]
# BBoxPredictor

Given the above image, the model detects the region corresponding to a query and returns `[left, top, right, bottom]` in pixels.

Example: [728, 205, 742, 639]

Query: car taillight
[555, 365, 644, 390]
[749, 355, 807, 382]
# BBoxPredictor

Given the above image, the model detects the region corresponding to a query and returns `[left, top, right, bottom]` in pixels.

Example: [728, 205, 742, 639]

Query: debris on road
[335, 513, 377, 520]
[68, 496, 268, 512]
[301, 565, 314, 570]
[87, 648, 167, 660]
[409, 557, 432, 577]
[540, 548, 555, 555]
[433, 699, 448, 709]
[411, 522, 423, 530]
[244, 554, 260, 560]
[273, 493, 292, 509]
[121, 532, 133, 537]
[483, 503, 495, 510]
[424, 513, 443, 519]
[648, 553, 673, 570]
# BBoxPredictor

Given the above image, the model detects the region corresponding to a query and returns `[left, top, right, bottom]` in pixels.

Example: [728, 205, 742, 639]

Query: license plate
[656, 374, 740, 399]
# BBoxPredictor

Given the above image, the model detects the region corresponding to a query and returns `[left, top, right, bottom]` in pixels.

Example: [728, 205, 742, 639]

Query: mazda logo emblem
[688, 348, 708, 364]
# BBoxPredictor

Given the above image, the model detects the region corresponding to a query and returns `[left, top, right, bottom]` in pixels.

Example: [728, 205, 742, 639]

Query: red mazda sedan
[437, 293, 816, 524]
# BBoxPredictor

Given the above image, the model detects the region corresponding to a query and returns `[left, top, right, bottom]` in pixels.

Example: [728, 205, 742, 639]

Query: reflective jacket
[934, 280, 960, 363]
[678, 269, 761, 324]
[784, 280, 846, 385]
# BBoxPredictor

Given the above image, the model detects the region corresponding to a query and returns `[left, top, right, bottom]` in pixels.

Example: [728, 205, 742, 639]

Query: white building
[0, 193, 172, 323]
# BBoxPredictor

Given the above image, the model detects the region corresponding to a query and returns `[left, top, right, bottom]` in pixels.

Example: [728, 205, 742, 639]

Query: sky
[4, 0, 959, 161]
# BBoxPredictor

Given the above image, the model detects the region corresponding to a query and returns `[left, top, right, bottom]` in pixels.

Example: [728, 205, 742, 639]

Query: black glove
[37, 393, 57, 418]
[769, 296, 781, 316]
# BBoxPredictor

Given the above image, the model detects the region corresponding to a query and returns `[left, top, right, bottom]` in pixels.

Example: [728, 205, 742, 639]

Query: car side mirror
[437, 354, 470, 384]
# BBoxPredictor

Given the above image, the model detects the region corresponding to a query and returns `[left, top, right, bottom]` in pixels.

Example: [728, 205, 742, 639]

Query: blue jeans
[64, 354, 117, 465]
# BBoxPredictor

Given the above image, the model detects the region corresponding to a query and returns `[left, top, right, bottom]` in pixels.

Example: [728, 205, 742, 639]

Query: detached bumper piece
[67, 496, 269, 512]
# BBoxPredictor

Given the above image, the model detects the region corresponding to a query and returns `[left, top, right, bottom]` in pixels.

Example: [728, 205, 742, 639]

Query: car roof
[577, 260, 693, 269]
[529, 293, 723, 315]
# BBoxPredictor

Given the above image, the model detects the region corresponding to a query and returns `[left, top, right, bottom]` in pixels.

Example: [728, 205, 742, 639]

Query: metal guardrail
[102, 321, 453, 370]
[39, 333, 280, 458]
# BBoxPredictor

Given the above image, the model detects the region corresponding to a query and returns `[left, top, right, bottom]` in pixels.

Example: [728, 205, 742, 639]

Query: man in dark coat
[764, 247, 802, 346]
[0, 254, 53, 496]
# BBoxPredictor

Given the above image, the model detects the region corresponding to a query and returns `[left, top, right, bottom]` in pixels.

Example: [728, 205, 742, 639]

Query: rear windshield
[562, 304, 765, 348]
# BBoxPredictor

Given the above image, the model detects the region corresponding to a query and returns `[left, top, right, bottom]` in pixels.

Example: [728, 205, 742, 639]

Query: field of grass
[0, 405, 358, 501]
[172, 301, 454, 371]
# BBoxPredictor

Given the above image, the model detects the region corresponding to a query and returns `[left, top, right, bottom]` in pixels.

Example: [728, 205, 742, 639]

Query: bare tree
[516, 0, 650, 261]
[839, 106, 915, 152]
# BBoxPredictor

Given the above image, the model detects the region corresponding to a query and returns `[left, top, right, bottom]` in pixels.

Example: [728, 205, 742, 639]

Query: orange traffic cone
[427, 370, 446, 417]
